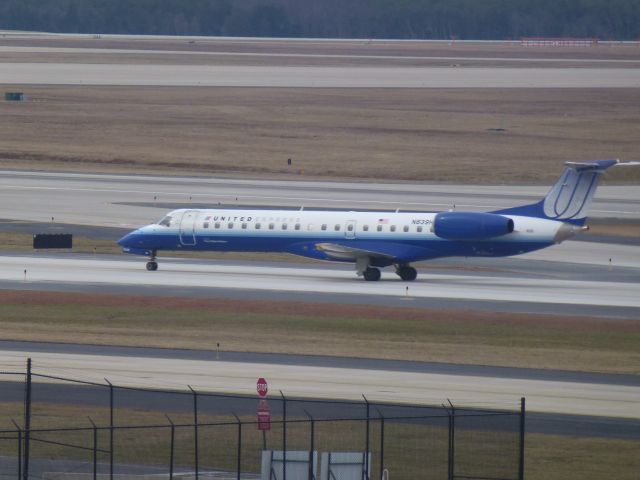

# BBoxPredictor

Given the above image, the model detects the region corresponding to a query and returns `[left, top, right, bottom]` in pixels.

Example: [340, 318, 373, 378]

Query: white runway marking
[2, 255, 639, 308]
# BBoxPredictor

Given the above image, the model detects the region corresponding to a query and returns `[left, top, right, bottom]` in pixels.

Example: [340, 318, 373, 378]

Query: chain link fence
[1, 360, 525, 480]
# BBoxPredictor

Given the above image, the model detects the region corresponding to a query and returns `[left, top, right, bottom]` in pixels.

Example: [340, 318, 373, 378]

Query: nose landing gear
[146, 250, 158, 271]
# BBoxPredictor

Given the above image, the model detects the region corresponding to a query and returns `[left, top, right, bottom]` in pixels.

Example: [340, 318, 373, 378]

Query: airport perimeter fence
[0, 359, 525, 480]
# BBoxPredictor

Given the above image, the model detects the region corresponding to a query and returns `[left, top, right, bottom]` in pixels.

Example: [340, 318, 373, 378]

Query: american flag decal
[378, 218, 389, 224]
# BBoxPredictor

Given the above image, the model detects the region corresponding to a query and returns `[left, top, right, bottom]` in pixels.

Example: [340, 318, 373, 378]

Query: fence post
[448, 400, 456, 480]
[519, 397, 526, 480]
[166, 415, 175, 480]
[12, 420, 22, 480]
[233, 412, 242, 480]
[304, 410, 314, 480]
[89, 417, 97, 480]
[280, 391, 287, 480]
[376, 409, 385, 479]
[105, 378, 114, 480]
[189, 386, 199, 480]
[23, 357, 31, 480]
[363, 395, 370, 480]
[443, 402, 453, 480]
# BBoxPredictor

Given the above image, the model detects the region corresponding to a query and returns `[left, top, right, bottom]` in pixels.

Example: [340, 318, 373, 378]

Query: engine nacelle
[433, 212, 514, 241]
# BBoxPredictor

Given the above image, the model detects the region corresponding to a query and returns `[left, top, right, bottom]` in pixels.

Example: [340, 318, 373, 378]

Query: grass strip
[1, 291, 638, 374]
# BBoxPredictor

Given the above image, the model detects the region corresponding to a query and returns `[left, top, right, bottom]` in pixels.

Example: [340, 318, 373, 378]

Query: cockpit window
[158, 215, 172, 227]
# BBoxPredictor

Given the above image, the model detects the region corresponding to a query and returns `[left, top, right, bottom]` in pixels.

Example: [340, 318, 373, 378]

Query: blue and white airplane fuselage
[118, 160, 634, 280]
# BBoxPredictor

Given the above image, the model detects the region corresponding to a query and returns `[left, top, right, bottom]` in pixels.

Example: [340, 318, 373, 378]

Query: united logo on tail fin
[494, 159, 637, 225]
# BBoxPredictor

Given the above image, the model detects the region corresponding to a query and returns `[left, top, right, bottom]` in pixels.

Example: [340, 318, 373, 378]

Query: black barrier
[1, 361, 525, 480]
[5, 92, 26, 101]
[33, 234, 73, 249]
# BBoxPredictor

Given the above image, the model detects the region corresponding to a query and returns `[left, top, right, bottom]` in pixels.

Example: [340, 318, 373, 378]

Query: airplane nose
[117, 231, 139, 248]
[118, 233, 131, 248]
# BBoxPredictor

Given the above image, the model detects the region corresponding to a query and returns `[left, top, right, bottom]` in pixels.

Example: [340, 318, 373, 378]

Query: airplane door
[179, 210, 198, 246]
[345, 220, 356, 239]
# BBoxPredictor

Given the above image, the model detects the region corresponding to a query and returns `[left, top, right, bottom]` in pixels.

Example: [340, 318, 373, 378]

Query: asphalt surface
[2, 340, 638, 386]
[4, 62, 640, 87]
[1, 170, 639, 228]
[3, 45, 640, 65]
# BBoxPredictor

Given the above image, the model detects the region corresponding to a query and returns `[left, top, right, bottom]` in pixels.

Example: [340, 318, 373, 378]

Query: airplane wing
[314, 242, 396, 261]
[311, 241, 438, 264]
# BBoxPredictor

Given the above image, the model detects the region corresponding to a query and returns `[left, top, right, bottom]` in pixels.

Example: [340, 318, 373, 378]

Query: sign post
[258, 400, 271, 431]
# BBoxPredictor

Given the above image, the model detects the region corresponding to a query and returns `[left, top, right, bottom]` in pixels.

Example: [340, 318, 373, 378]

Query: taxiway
[1, 170, 638, 229]
[3, 62, 640, 88]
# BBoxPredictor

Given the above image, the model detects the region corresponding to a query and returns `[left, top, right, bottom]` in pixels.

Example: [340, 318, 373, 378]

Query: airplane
[118, 159, 637, 281]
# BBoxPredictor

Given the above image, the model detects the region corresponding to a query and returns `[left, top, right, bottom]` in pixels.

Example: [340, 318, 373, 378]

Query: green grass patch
[1, 296, 639, 373]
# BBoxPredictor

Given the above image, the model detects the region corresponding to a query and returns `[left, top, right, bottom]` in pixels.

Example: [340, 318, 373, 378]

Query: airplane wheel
[398, 266, 417, 281]
[146, 261, 158, 271]
[363, 267, 381, 281]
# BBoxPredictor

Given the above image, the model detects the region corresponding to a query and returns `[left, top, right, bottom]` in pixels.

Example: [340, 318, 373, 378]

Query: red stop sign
[257, 377, 268, 397]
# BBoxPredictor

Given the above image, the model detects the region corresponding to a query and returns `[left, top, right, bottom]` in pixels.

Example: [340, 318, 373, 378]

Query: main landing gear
[356, 258, 418, 281]
[146, 250, 158, 271]
[357, 257, 381, 282]
[363, 267, 381, 281]
[396, 265, 417, 281]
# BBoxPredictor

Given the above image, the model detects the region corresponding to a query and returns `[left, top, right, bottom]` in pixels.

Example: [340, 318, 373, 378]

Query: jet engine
[433, 212, 514, 241]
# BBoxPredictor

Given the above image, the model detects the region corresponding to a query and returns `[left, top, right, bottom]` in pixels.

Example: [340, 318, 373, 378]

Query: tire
[146, 261, 158, 271]
[363, 267, 381, 281]
[398, 266, 417, 281]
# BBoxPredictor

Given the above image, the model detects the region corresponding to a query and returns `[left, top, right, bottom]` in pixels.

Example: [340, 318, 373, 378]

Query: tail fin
[494, 159, 631, 225]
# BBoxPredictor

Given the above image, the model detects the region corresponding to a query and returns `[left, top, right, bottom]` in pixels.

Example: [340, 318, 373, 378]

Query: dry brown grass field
[1, 86, 639, 184]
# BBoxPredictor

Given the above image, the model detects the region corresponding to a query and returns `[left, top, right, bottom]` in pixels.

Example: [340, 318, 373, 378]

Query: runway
[1, 253, 639, 317]
[3, 45, 640, 65]
[3, 62, 640, 87]
[2, 348, 638, 419]
[0, 169, 638, 317]
[1, 170, 638, 229]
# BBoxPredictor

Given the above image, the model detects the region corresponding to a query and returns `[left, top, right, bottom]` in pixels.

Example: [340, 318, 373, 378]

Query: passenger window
[403, 226, 409, 232]
[417, 226, 423, 233]
[228, 222, 234, 229]
[282, 223, 288, 230]
[295, 223, 301, 230]
[242, 223, 247, 229]
[377, 225, 383, 232]
[214, 222, 220, 229]
[347, 224, 354, 231]
[321, 224, 327, 231]
[203, 222, 209, 229]
[256, 223, 261, 229]
[269, 223, 275, 230]
[363, 225, 369, 232]
[390, 225, 396, 232]
[334, 224, 340, 231]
